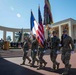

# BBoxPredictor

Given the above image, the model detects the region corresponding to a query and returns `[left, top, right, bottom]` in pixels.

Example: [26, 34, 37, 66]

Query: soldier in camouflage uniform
[20, 37, 31, 65]
[30, 35, 39, 67]
[37, 40, 47, 69]
[50, 31, 60, 70]
[61, 29, 74, 75]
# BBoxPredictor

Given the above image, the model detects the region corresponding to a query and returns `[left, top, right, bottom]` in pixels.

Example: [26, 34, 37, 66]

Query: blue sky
[0, 0, 76, 40]
[0, 0, 76, 28]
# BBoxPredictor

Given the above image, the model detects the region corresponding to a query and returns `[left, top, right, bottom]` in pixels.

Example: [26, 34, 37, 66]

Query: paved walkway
[0, 49, 51, 58]
[0, 49, 23, 58]
[0, 50, 76, 75]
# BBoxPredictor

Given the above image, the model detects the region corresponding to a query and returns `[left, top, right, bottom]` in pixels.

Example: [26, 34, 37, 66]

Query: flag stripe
[38, 6, 44, 47]
[30, 11, 38, 37]
[30, 8, 44, 48]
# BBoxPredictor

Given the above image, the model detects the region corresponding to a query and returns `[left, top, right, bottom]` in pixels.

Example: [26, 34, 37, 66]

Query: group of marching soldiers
[20, 29, 74, 75]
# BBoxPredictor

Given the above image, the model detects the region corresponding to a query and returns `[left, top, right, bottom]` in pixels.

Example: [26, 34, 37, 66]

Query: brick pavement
[1, 54, 76, 75]
[0, 49, 76, 75]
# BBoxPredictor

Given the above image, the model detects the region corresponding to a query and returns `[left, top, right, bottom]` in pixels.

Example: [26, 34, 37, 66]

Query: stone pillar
[69, 21, 73, 39]
[59, 25, 62, 39]
[3, 30, 6, 41]
[13, 31, 15, 42]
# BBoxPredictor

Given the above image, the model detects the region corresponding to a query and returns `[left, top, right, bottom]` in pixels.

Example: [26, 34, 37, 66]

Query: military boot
[57, 63, 60, 70]
[68, 64, 71, 71]
[28, 60, 31, 64]
[20, 61, 25, 65]
[43, 62, 47, 67]
[37, 64, 42, 70]
[30, 63, 34, 67]
[53, 64, 56, 70]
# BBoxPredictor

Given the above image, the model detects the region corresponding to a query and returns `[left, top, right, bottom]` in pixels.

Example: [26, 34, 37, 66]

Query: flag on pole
[30, 11, 38, 37]
[44, 0, 53, 25]
[38, 6, 45, 48]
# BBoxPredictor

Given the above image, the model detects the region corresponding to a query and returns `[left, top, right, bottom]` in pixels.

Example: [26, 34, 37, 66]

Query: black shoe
[53, 64, 56, 70]
[68, 64, 71, 70]
[43, 62, 47, 67]
[30, 64, 34, 67]
[28, 60, 31, 64]
[57, 63, 60, 70]
[30, 65, 34, 67]
[20, 63, 25, 65]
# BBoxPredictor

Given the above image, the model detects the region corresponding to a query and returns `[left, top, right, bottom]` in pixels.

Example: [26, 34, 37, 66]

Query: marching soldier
[30, 35, 39, 67]
[61, 29, 74, 75]
[20, 37, 31, 65]
[37, 40, 47, 69]
[50, 31, 60, 70]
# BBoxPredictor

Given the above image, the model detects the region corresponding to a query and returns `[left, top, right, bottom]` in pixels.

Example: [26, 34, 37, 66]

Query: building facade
[0, 26, 30, 42]
[45, 18, 76, 40]
[0, 18, 76, 42]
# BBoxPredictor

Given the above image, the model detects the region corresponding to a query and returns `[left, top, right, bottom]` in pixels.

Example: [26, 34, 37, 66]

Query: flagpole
[44, 0, 54, 40]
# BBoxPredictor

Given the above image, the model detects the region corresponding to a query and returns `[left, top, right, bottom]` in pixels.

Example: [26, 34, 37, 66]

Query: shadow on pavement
[41, 67, 76, 75]
[55, 68, 76, 75]
[0, 57, 43, 75]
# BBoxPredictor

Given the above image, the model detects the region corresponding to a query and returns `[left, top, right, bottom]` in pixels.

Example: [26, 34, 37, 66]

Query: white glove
[57, 51, 60, 54]
[71, 51, 74, 54]
[59, 44, 62, 47]
[26, 51, 28, 52]
[35, 49, 37, 52]
[43, 50, 46, 53]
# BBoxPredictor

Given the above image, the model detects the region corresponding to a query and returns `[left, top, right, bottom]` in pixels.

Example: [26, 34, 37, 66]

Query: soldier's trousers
[31, 50, 39, 65]
[23, 52, 31, 63]
[50, 50, 59, 67]
[38, 51, 46, 66]
[61, 51, 71, 71]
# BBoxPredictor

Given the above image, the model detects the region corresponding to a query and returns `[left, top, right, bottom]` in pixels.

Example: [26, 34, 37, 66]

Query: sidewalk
[0, 53, 76, 75]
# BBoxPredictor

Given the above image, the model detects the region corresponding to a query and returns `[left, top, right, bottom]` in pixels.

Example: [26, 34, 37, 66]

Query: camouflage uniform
[61, 33, 74, 75]
[30, 37, 39, 67]
[0, 39, 4, 49]
[37, 40, 47, 69]
[21, 40, 31, 65]
[50, 31, 60, 70]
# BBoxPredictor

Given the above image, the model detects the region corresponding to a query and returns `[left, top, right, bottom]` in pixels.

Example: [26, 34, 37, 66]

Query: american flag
[38, 6, 45, 48]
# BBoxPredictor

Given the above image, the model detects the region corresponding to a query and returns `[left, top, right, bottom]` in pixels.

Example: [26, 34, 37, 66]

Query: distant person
[0, 38, 4, 49]
[61, 29, 74, 75]
[50, 31, 60, 70]
[37, 39, 47, 70]
[20, 37, 31, 65]
[30, 35, 39, 67]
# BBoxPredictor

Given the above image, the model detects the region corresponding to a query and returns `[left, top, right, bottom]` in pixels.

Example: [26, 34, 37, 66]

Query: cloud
[10, 6, 14, 11]
[17, 13, 21, 18]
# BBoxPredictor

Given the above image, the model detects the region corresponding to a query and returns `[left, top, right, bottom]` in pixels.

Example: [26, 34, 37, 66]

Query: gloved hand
[34, 49, 37, 52]
[59, 44, 62, 47]
[71, 51, 74, 54]
[56, 51, 60, 54]
[43, 50, 46, 53]
[26, 50, 28, 52]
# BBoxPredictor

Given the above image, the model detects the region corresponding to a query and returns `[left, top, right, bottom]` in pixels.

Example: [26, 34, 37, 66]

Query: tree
[6, 36, 11, 42]
[24, 32, 29, 37]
